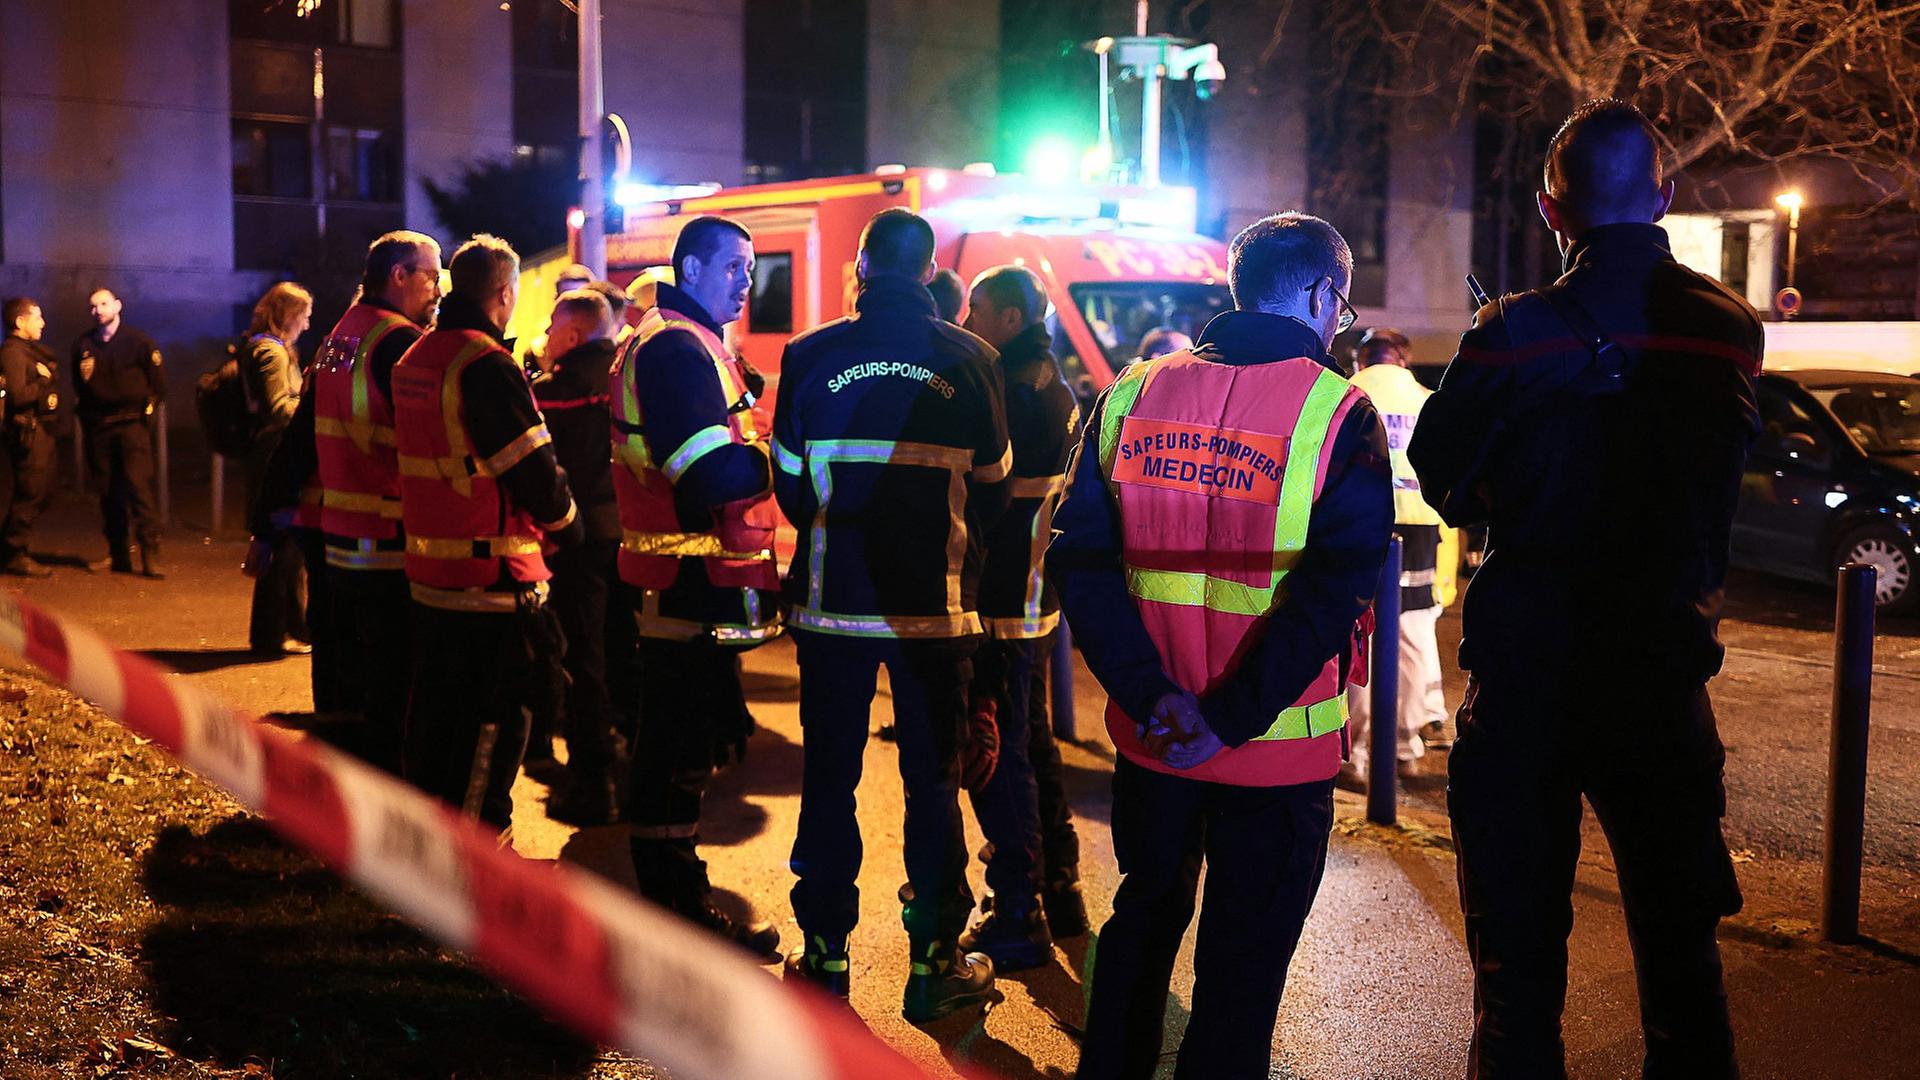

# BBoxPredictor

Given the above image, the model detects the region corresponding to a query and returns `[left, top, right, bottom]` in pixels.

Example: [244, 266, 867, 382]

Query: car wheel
[1837, 524, 1920, 615]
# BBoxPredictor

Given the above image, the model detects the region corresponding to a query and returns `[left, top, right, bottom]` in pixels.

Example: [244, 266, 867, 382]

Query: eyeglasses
[1306, 278, 1358, 333]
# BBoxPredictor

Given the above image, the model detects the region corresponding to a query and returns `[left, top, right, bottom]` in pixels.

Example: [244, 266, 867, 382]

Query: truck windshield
[1811, 382, 1920, 455]
[1055, 282, 1232, 389]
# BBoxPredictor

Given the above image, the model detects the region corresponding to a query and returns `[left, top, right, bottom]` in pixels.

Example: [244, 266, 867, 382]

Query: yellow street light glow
[1775, 190, 1805, 212]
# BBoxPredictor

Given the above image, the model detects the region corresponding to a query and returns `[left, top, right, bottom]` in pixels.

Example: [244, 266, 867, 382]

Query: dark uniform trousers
[244, 431, 307, 650]
[404, 598, 561, 830]
[628, 634, 747, 907]
[1449, 673, 1742, 1080]
[969, 633, 1080, 904]
[1078, 760, 1333, 1080]
[326, 565, 411, 773]
[0, 427, 55, 560]
[296, 529, 351, 713]
[546, 538, 620, 775]
[85, 417, 160, 551]
[789, 630, 976, 942]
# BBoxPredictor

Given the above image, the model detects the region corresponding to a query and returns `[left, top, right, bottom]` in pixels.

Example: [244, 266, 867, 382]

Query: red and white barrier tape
[0, 592, 926, 1080]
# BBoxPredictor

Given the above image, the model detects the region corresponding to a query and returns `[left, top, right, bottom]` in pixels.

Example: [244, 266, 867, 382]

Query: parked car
[1734, 369, 1920, 613]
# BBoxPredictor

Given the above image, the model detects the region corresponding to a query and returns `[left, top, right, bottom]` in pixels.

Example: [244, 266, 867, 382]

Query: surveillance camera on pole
[1081, 35, 1226, 186]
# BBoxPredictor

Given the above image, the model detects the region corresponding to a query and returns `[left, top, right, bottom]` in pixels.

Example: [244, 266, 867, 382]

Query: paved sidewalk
[5, 495, 1918, 1078]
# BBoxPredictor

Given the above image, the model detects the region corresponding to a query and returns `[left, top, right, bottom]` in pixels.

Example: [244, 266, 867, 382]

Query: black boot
[959, 894, 1053, 971]
[1043, 877, 1090, 939]
[687, 900, 782, 959]
[95, 542, 133, 574]
[902, 937, 995, 1023]
[136, 542, 164, 579]
[784, 934, 851, 1000]
[631, 836, 780, 959]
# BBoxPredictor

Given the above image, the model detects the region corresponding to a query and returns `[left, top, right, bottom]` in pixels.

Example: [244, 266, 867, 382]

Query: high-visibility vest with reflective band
[1348, 363, 1442, 527]
[610, 305, 780, 640]
[1096, 349, 1372, 787]
[392, 328, 553, 610]
[312, 303, 417, 568]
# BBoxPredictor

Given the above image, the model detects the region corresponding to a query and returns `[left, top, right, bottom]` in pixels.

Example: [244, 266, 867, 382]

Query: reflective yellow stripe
[321, 488, 402, 518]
[325, 546, 407, 571]
[477, 422, 553, 478]
[539, 500, 578, 533]
[973, 444, 1013, 483]
[789, 606, 982, 639]
[397, 453, 471, 480]
[801, 438, 973, 622]
[1247, 695, 1348, 741]
[409, 580, 544, 613]
[772, 437, 803, 476]
[438, 337, 501, 497]
[633, 587, 783, 644]
[662, 424, 731, 483]
[1007, 474, 1066, 500]
[346, 316, 408, 454]
[314, 415, 398, 446]
[1096, 361, 1157, 482]
[983, 611, 1061, 639]
[1106, 365, 1349, 618]
[406, 535, 544, 559]
[621, 528, 772, 560]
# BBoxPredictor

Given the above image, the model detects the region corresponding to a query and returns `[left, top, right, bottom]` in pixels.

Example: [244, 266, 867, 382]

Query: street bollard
[155, 402, 170, 526]
[1367, 534, 1402, 826]
[210, 454, 226, 535]
[1823, 562, 1876, 943]
[1052, 622, 1077, 741]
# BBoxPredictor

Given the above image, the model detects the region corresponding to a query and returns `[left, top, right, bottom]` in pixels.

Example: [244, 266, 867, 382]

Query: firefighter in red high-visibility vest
[392, 235, 581, 835]
[1051, 212, 1392, 1078]
[611, 215, 782, 955]
[307, 230, 441, 772]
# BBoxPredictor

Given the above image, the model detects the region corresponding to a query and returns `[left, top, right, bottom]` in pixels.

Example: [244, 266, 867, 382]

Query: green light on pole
[1025, 137, 1078, 186]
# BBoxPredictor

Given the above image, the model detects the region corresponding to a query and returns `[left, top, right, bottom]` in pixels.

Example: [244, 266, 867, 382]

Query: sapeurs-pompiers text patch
[1110, 416, 1289, 504]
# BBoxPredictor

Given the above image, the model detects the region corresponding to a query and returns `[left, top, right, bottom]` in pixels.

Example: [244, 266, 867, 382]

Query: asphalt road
[6, 488, 1919, 1078]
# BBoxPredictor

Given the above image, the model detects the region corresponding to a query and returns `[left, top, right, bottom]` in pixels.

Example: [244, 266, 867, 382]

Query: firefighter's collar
[1195, 310, 1336, 373]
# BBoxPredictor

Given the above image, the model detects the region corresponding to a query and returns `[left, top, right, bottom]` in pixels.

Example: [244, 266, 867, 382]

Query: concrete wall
[0, 0, 263, 388]
[603, 0, 745, 185]
[403, 0, 515, 248]
[867, 0, 999, 170]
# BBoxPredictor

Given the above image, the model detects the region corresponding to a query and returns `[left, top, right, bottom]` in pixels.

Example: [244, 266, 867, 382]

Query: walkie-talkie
[1466, 273, 1492, 309]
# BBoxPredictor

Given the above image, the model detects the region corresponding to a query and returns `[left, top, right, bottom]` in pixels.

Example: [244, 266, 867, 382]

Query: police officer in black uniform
[0, 297, 59, 576]
[955, 265, 1087, 967]
[1410, 99, 1760, 1079]
[776, 208, 1011, 1021]
[72, 287, 165, 577]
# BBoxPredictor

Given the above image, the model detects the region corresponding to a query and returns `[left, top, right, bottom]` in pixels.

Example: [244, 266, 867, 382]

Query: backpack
[196, 342, 253, 458]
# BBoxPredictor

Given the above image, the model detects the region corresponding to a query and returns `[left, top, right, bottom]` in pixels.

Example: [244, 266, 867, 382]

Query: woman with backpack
[242, 281, 313, 656]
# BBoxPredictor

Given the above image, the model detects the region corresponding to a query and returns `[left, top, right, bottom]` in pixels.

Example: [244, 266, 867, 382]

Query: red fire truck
[521, 165, 1232, 399]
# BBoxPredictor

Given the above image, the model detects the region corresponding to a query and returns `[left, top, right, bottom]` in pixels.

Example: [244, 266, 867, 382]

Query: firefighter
[392, 235, 581, 834]
[1342, 326, 1451, 787]
[612, 215, 782, 952]
[956, 264, 1087, 968]
[777, 208, 1011, 1022]
[1052, 212, 1391, 1078]
[532, 288, 622, 825]
[306, 230, 441, 770]
[1409, 99, 1757, 1079]
[0, 297, 59, 577]
[72, 287, 165, 577]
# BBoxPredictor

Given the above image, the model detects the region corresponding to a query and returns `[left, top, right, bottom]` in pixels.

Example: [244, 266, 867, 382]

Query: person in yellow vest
[1343, 327, 1455, 788]
[611, 215, 783, 955]
[392, 235, 582, 835]
[1051, 212, 1393, 1078]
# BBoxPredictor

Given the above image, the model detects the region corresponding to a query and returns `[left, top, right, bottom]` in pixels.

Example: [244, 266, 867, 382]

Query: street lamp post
[577, 0, 606, 278]
[1775, 190, 1804, 291]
